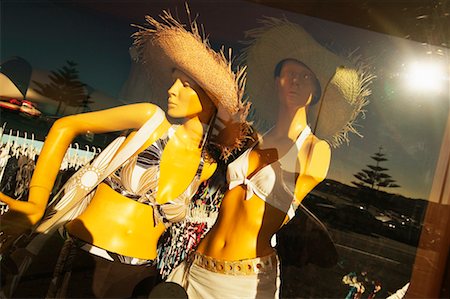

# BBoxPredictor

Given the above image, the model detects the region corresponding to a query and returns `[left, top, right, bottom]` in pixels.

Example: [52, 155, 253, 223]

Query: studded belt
[193, 251, 278, 275]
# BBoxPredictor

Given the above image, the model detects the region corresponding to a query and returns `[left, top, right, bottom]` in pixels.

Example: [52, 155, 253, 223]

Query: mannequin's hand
[0, 193, 37, 254]
[213, 116, 253, 151]
[0, 192, 44, 238]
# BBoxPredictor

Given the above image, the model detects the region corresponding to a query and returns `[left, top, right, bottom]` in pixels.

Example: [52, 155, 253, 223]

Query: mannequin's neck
[271, 105, 308, 142]
[178, 116, 208, 150]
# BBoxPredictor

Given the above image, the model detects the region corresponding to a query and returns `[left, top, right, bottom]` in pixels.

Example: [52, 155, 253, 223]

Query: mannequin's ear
[274, 77, 282, 93]
[200, 93, 216, 114]
[275, 76, 281, 86]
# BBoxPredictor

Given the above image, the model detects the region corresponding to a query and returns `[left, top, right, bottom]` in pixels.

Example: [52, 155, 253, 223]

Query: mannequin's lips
[168, 99, 177, 106]
[288, 90, 300, 97]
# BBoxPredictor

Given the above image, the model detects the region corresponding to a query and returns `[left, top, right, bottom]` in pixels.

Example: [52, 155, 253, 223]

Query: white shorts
[166, 253, 281, 299]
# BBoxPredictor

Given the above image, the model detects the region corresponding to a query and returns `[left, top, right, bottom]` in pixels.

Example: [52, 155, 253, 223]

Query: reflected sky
[306, 22, 449, 199]
[0, 1, 133, 97]
[1, 0, 448, 200]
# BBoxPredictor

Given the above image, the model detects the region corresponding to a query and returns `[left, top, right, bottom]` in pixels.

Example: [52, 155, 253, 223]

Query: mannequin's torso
[197, 132, 329, 261]
[66, 120, 217, 259]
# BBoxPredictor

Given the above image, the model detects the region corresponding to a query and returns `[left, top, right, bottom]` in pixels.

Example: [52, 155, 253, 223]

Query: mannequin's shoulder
[200, 160, 218, 182]
[306, 134, 331, 155]
[123, 102, 166, 119]
[301, 134, 331, 177]
[124, 103, 170, 129]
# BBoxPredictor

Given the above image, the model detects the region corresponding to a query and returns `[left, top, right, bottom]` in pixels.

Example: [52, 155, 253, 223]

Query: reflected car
[302, 194, 337, 223]
[19, 100, 42, 117]
[0, 98, 22, 111]
[379, 218, 421, 246]
[330, 205, 383, 235]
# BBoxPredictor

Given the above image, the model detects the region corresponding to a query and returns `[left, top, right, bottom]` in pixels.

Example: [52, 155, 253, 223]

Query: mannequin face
[275, 60, 317, 111]
[167, 69, 212, 119]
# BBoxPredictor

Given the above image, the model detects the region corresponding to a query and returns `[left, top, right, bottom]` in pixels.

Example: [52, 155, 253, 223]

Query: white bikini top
[227, 126, 312, 220]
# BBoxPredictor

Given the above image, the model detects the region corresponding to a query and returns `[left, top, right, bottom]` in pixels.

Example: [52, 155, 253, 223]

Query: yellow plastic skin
[0, 70, 217, 259]
[196, 60, 331, 261]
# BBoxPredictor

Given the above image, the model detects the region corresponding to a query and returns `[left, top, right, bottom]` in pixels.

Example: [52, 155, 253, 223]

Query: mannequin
[0, 9, 250, 297]
[197, 60, 330, 259]
[1, 93, 215, 252]
[167, 19, 372, 299]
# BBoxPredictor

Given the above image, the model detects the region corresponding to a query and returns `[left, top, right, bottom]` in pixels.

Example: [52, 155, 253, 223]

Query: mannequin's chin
[284, 98, 309, 112]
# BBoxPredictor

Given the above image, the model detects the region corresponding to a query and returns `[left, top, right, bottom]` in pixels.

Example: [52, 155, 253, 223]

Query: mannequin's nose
[168, 79, 182, 96]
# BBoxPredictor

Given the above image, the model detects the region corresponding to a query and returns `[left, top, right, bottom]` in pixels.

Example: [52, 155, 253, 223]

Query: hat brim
[132, 10, 252, 159]
[242, 18, 373, 147]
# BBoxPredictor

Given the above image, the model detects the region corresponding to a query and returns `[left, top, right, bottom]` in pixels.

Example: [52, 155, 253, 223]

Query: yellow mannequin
[1, 69, 217, 260]
[196, 60, 331, 260]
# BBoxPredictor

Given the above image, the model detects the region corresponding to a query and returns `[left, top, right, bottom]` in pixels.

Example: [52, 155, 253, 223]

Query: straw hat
[132, 8, 251, 160]
[241, 18, 374, 147]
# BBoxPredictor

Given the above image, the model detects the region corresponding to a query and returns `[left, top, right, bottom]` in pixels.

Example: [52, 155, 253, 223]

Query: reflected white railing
[0, 123, 100, 214]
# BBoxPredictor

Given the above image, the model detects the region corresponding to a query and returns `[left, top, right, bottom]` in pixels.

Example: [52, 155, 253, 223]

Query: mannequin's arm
[200, 162, 218, 183]
[293, 139, 331, 202]
[0, 103, 161, 225]
[280, 139, 330, 226]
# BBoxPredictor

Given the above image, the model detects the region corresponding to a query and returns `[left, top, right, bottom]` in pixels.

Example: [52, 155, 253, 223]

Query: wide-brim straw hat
[132, 8, 251, 160]
[241, 18, 374, 147]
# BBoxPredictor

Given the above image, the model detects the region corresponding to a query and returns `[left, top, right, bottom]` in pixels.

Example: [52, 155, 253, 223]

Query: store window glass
[1, 1, 448, 298]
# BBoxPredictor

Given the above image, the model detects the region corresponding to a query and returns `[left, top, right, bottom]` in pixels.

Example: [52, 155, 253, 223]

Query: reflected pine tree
[33, 61, 93, 115]
[352, 146, 400, 208]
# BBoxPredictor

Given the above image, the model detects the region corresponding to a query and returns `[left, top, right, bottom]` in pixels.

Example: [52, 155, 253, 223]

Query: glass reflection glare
[404, 61, 447, 93]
